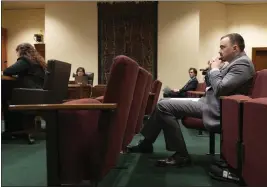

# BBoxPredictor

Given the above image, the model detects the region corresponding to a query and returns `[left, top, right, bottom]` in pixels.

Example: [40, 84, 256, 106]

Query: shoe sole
[209, 171, 239, 183]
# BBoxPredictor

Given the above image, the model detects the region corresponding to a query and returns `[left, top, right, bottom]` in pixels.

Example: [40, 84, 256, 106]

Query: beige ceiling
[2, 1, 267, 10]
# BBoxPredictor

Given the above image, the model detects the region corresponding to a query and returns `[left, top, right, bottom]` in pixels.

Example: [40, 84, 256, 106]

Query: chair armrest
[187, 91, 205, 97]
[95, 96, 104, 102]
[245, 97, 267, 105]
[220, 95, 251, 103]
[9, 103, 117, 111]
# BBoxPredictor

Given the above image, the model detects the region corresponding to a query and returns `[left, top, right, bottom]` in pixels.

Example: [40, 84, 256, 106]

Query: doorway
[252, 47, 267, 71]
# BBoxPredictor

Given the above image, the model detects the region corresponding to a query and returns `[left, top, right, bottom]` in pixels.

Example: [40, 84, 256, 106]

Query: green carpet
[1, 139, 47, 186]
[1, 126, 238, 187]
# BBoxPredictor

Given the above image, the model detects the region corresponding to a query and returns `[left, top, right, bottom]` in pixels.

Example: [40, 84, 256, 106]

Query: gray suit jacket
[199, 52, 255, 133]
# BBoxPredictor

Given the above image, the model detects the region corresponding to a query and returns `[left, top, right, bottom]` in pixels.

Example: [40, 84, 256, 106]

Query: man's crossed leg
[127, 98, 205, 167]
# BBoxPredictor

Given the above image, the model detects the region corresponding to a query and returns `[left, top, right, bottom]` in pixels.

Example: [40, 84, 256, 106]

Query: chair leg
[196, 130, 209, 137]
[206, 133, 216, 155]
[27, 133, 35, 144]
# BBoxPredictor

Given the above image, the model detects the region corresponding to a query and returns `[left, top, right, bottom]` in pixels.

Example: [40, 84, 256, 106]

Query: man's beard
[219, 55, 226, 62]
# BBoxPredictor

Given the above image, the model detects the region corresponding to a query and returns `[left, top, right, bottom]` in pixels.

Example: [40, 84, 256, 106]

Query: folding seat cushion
[95, 95, 104, 102]
[122, 67, 149, 151]
[57, 55, 139, 184]
[135, 73, 153, 133]
[242, 98, 267, 186]
[145, 79, 162, 115]
[182, 117, 204, 130]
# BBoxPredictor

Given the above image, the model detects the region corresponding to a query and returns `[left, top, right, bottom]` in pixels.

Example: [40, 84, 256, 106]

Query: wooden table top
[9, 103, 117, 111]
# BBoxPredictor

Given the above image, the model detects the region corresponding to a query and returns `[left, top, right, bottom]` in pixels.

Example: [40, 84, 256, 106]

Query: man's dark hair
[221, 33, 245, 52]
[189, 67, 197, 76]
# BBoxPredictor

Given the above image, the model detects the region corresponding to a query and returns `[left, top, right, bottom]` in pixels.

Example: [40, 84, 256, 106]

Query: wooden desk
[67, 84, 92, 99]
[1, 75, 16, 80]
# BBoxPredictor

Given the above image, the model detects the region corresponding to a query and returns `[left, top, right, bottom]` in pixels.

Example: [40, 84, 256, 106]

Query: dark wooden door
[252, 47, 267, 71]
[34, 43, 45, 59]
[1, 27, 8, 70]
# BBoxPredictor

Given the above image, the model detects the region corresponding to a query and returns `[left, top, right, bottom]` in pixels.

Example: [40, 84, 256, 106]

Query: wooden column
[1, 27, 8, 70]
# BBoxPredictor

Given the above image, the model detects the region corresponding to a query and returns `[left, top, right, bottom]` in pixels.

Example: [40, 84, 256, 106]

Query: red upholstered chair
[186, 82, 206, 98]
[135, 73, 153, 134]
[136, 79, 161, 134]
[122, 67, 151, 152]
[185, 82, 206, 136]
[182, 84, 216, 154]
[144, 79, 162, 116]
[242, 98, 267, 186]
[220, 69, 267, 174]
[51, 55, 139, 186]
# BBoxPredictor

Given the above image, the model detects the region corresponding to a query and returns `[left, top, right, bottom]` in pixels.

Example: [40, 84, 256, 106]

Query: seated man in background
[163, 68, 198, 98]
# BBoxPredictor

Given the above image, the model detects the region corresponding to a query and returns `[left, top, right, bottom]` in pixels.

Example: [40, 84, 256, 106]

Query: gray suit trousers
[141, 98, 204, 156]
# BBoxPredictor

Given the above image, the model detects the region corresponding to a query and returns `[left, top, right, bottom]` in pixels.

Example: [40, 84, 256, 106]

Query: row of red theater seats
[221, 69, 267, 186]
[51, 55, 162, 186]
[182, 69, 267, 186]
[221, 96, 267, 186]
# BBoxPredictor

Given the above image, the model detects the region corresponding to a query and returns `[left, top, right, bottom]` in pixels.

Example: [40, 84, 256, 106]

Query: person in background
[76, 67, 86, 77]
[2, 43, 46, 138]
[3, 43, 46, 88]
[163, 68, 198, 98]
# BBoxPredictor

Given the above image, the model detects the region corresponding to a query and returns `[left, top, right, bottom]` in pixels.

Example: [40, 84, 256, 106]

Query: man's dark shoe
[209, 164, 240, 183]
[156, 152, 192, 167]
[126, 139, 153, 153]
[213, 158, 228, 168]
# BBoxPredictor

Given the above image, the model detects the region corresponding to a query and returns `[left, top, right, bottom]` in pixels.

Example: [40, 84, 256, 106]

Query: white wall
[158, 2, 200, 96]
[3, 2, 267, 90]
[2, 9, 45, 66]
[198, 2, 226, 80]
[45, 2, 98, 83]
[226, 4, 267, 59]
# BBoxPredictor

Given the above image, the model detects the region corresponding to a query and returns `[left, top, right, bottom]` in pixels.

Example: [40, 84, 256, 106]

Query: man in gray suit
[127, 33, 255, 167]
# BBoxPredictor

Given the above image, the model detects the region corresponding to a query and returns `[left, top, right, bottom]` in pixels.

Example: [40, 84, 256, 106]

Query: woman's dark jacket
[3, 57, 45, 88]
